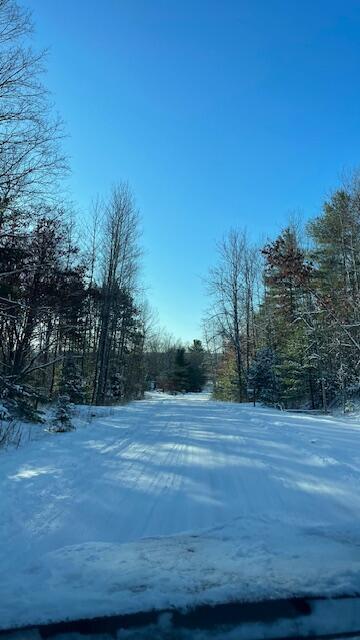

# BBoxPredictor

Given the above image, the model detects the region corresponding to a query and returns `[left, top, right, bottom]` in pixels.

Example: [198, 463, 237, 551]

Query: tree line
[0, 0, 208, 434]
[146, 338, 207, 394]
[205, 177, 360, 412]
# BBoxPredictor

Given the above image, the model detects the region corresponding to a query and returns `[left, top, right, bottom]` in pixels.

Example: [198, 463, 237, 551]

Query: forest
[0, 0, 359, 441]
[205, 187, 360, 412]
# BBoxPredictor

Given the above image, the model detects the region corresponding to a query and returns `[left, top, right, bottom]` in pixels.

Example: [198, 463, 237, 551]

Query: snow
[1, 393, 360, 631]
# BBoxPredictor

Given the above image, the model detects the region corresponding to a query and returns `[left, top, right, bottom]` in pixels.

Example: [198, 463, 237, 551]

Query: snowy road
[1, 393, 360, 629]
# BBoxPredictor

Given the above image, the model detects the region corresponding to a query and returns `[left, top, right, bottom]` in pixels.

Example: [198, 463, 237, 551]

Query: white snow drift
[1, 392, 360, 629]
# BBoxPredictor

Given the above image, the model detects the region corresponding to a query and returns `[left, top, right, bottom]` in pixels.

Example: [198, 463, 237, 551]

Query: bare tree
[0, 0, 66, 214]
[204, 229, 260, 402]
[93, 184, 141, 404]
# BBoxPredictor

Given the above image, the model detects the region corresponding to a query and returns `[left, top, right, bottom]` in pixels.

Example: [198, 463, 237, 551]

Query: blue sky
[26, 0, 360, 342]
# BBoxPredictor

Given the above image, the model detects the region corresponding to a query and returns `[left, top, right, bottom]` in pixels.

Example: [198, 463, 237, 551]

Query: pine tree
[171, 348, 190, 392]
[109, 372, 124, 401]
[307, 187, 360, 407]
[261, 227, 315, 407]
[60, 354, 85, 404]
[52, 395, 74, 432]
[187, 340, 207, 392]
[247, 347, 281, 406]
[51, 395, 75, 433]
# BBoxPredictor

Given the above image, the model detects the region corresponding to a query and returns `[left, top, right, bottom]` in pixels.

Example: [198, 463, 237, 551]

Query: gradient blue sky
[25, 0, 360, 341]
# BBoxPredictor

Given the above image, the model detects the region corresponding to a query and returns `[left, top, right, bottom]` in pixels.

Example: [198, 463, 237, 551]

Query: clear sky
[25, 0, 360, 342]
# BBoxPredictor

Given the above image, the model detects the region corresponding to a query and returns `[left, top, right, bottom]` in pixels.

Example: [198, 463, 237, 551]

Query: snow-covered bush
[109, 372, 125, 401]
[51, 395, 75, 432]
[0, 377, 44, 422]
[344, 400, 356, 414]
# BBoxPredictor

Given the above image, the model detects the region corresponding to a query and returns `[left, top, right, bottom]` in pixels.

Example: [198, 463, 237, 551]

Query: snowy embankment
[1, 393, 360, 630]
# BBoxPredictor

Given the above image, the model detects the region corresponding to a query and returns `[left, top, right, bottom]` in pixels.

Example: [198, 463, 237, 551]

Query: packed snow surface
[1, 393, 360, 629]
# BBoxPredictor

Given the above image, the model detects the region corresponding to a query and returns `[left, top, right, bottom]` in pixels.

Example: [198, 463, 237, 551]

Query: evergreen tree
[52, 395, 74, 432]
[307, 187, 360, 406]
[187, 340, 207, 392]
[60, 354, 85, 405]
[260, 227, 315, 407]
[109, 372, 124, 401]
[171, 348, 190, 392]
[247, 347, 281, 405]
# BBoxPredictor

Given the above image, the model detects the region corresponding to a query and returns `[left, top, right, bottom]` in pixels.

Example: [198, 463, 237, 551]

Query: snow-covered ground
[1, 392, 360, 631]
